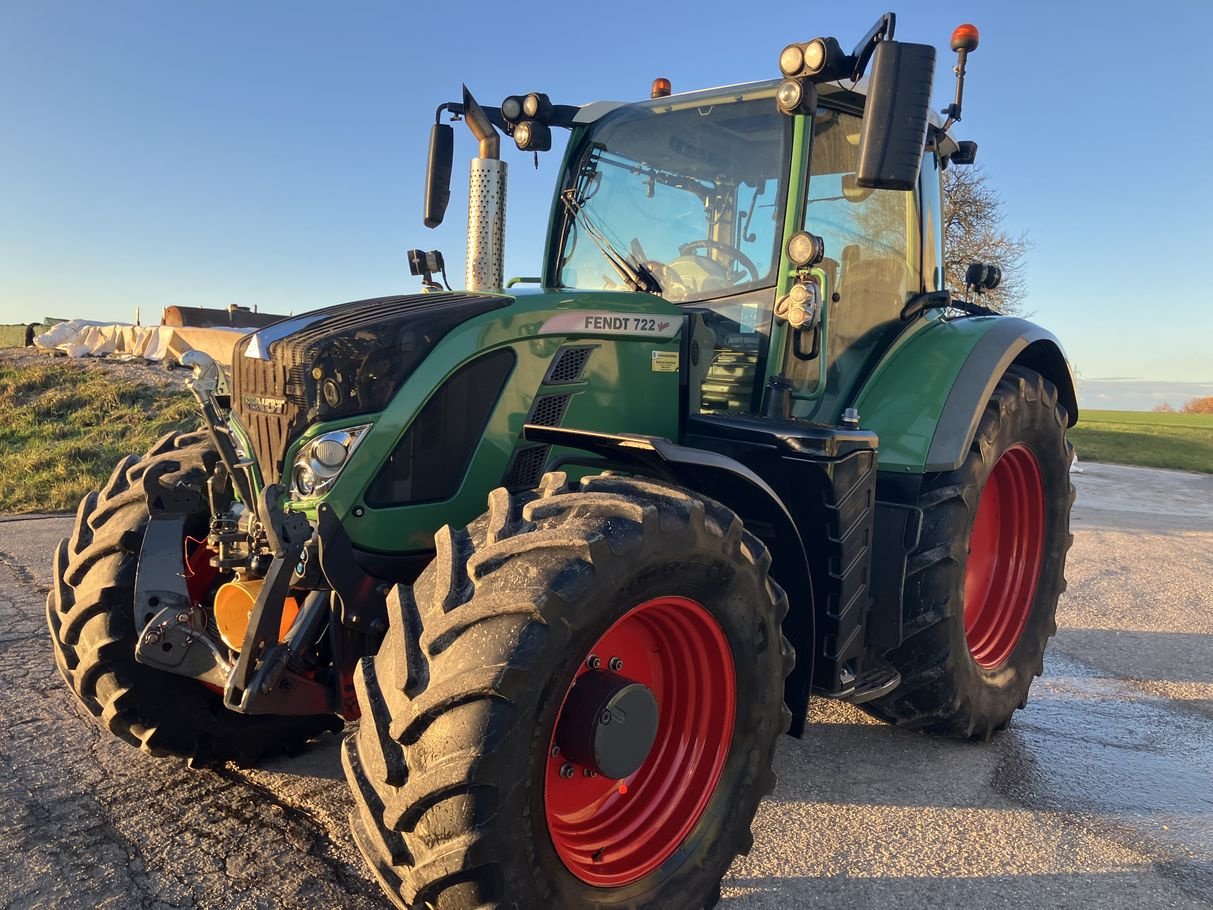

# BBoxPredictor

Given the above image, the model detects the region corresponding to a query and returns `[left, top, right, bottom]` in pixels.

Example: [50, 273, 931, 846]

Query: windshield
[553, 95, 790, 303]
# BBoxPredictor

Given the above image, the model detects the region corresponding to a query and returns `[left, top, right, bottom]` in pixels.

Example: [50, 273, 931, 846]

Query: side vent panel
[528, 393, 571, 428]
[502, 347, 590, 491]
[544, 346, 594, 384]
[503, 445, 550, 491]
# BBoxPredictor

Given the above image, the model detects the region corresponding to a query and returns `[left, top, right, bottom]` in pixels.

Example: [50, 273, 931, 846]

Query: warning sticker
[651, 351, 679, 373]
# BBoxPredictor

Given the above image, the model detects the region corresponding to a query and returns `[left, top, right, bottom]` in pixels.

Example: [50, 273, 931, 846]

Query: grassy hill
[0, 354, 197, 513]
[1070, 409, 1213, 474]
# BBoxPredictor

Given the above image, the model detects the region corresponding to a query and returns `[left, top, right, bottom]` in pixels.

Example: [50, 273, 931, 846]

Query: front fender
[853, 314, 1077, 474]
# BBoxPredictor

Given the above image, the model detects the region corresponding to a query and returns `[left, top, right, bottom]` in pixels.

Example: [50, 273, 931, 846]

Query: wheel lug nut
[583, 768, 597, 778]
[586, 655, 601, 670]
[599, 710, 612, 726]
[550, 745, 560, 757]
[559, 763, 575, 778]
[608, 657, 623, 671]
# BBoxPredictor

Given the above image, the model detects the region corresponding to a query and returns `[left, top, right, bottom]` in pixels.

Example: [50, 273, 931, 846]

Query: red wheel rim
[544, 595, 736, 887]
[964, 444, 1046, 669]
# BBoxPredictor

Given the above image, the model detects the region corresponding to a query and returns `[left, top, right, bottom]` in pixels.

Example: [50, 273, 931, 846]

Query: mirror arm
[850, 12, 896, 81]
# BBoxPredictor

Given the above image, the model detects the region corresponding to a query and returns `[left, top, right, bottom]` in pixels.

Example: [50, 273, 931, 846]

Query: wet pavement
[1, 460, 1211, 908]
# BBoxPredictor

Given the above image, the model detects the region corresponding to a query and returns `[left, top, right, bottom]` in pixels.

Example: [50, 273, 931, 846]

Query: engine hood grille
[230, 292, 508, 484]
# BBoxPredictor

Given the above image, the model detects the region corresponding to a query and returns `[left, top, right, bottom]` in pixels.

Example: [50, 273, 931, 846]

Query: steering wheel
[677, 239, 761, 284]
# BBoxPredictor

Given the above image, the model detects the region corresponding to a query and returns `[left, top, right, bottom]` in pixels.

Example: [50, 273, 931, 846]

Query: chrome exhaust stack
[462, 86, 506, 292]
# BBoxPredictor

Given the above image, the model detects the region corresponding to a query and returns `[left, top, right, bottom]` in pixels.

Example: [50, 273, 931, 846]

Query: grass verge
[0, 359, 198, 513]
[1070, 409, 1213, 474]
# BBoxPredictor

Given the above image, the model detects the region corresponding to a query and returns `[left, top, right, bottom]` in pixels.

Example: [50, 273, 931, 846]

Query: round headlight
[523, 92, 551, 120]
[779, 43, 804, 77]
[776, 79, 804, 114]
[802, 38, 827, 75]
[788, 282, 811, 306]
[501, 95, 523, 122]
[294, 464, 316, 496]
[514, 121, 532, 148]
[312, 437, 347, 471]
[786, 231, 824, 267]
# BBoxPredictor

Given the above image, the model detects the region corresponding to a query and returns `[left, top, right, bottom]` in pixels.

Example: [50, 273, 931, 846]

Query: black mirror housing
[856, 40, 935, 191]
[424, 122, 454, 228]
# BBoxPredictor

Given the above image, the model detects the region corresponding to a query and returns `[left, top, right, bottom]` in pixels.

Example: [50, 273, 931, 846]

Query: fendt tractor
[47, 13, 1076, 910]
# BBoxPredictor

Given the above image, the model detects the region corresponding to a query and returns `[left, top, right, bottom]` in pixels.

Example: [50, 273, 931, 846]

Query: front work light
[500, 95, 524, 124]
[514, 120, 552, 152]
[777, 35, 849, 81]
[779, 44, 805, 77]
[776, 79, 816, 116]
[523, 92, 552, 121]
[802, 38, 828, 74]
[786, 231, 825, 267]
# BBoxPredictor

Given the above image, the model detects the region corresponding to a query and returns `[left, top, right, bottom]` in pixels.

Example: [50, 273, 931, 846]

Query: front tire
[343, 473, 793, 909]
[46, 431, 342, 766]
[865, 366, 1074, 738]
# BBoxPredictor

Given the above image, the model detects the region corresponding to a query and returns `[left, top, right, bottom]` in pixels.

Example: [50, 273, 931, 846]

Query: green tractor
[47, 13, 1075, 910]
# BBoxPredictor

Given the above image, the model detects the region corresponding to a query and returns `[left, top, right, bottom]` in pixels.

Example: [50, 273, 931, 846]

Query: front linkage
[131, 351, 384, 721]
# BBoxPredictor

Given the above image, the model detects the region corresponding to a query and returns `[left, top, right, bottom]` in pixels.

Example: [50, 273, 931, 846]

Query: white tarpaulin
[34, 319, 249, 365]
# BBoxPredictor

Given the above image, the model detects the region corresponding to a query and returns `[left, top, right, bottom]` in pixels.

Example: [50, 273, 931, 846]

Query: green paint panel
[852, 312, 1005, 472]
[290, 289, 683, 554]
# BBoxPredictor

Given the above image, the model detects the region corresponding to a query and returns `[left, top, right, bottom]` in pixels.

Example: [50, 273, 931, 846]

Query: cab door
[782, 107, 929, 423]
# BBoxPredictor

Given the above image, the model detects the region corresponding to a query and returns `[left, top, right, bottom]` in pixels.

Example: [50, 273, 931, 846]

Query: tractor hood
[231, 292, 510, 483]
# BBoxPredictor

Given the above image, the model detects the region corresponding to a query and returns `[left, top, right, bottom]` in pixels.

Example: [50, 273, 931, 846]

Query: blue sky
[2, 1, 1210, 407]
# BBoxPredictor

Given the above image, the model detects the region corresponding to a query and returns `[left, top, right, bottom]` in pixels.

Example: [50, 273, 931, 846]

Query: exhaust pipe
[462, 85, 506, 292]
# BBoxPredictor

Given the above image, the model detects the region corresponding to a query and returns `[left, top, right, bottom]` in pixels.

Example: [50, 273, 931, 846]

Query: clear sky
[3, 1, 1210, 406]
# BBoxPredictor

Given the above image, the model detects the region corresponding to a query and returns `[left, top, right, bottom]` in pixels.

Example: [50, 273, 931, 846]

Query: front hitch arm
[180, 350, 256, 509]
[224, 485, 334, 716]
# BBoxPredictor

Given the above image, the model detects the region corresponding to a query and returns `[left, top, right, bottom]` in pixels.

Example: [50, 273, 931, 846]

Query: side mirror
[965, 261, 1001, 292]
[856, 40, 935, 191]
[423, 123, 454, 228]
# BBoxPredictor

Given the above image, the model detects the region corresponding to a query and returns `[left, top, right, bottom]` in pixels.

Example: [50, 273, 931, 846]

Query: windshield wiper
[560, 190, 662, 295]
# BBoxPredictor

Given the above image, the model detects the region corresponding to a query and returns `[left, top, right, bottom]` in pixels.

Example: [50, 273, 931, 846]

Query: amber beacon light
[951, 23, 980, 52]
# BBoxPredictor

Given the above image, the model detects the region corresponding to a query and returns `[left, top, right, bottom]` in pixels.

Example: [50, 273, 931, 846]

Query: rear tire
[343, 472, 793, 909]
[864, 366, 1074, 738]
[46, 430, 342, 766]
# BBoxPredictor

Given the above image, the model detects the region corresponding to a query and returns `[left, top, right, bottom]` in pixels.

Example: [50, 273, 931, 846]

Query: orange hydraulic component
[214, 578, 300, 651]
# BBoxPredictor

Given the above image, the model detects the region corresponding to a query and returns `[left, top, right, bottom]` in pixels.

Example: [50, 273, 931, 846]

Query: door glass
[787, 108, 922, 417]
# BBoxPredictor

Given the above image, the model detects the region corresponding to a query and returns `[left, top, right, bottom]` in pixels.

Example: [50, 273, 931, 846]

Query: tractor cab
[543, 78, 946, 425]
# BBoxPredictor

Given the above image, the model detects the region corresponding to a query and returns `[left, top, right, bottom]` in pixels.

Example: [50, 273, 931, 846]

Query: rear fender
[853, 315, 1078, 474]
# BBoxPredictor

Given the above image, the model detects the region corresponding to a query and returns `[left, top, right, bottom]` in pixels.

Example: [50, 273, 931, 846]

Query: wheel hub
[543, 595, 736, 888]
[555, 670, 659, 780]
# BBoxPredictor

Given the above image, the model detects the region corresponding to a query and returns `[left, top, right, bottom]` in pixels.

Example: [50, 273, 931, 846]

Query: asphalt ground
[1, 461, 1210, 909]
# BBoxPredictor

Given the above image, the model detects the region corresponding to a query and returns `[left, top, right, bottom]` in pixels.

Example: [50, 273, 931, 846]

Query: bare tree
[943, 164, 1030, 314]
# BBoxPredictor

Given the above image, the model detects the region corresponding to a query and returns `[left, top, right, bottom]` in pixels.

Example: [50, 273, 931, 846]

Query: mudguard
[852, 314, 1077, 474]
[523, 424, 817, 737]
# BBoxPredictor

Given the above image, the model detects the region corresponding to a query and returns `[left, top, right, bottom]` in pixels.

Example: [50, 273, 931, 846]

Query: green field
[0, 360, 197, 513]
[1069, 409, 1213, 474]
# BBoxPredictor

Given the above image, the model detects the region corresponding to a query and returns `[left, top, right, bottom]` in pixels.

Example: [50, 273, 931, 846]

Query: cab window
[787, 107, 922, 415]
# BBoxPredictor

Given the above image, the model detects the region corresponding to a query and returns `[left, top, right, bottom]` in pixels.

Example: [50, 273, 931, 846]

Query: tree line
[1153, 397, 1213, 414]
